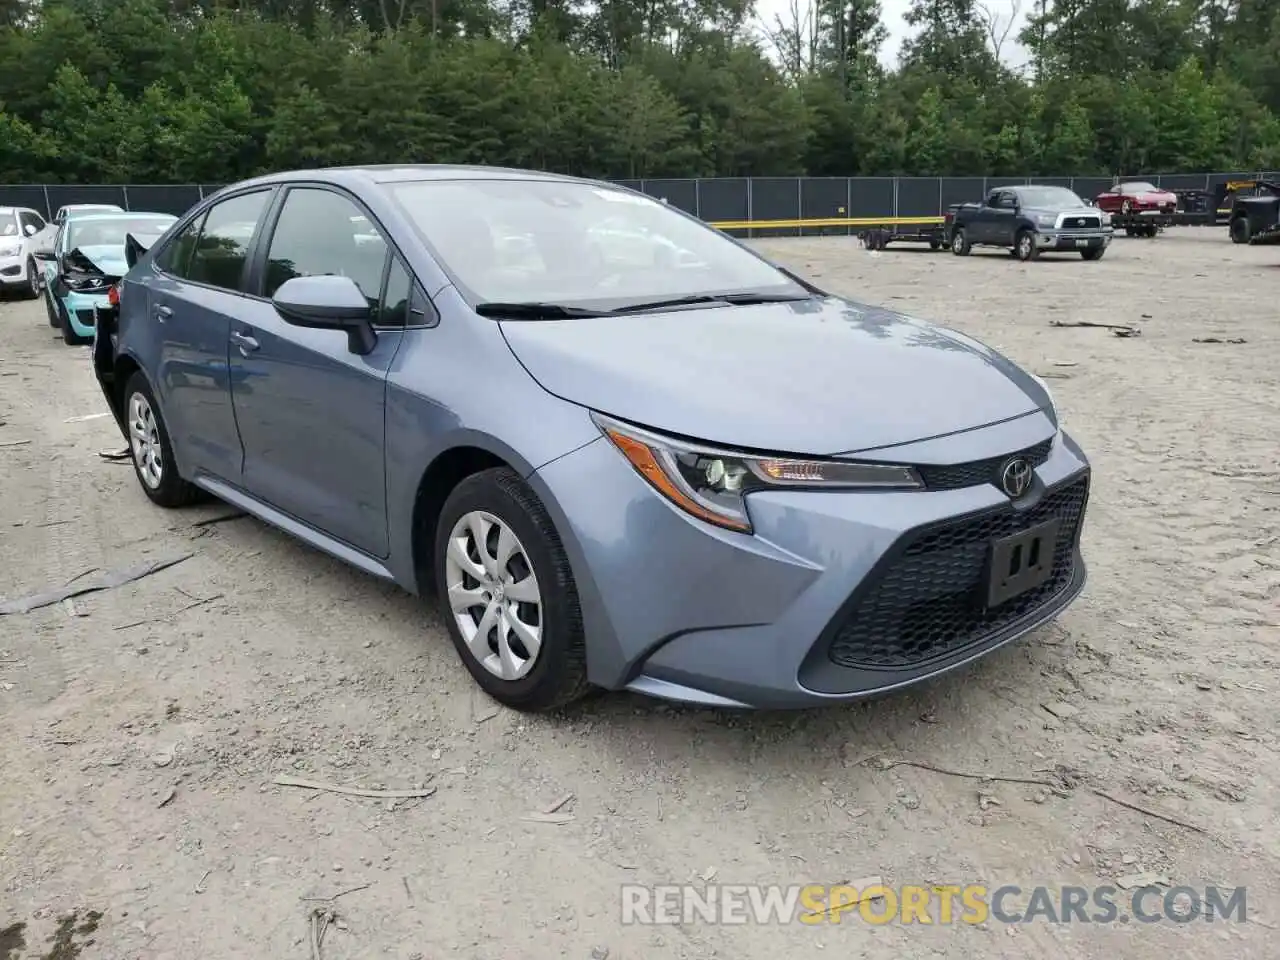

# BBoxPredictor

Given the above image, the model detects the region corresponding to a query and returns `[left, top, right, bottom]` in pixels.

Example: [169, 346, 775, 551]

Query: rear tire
[1229, 216, 1250, 244]
[122, 372, 202, 508]
[433, 467, 590, 713]
[1014, 229, 1038, 261]
[950, 228, 971, 256]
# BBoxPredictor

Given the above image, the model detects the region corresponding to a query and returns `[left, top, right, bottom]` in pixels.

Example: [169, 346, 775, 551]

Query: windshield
[68, 217, 175, 249]
[1122, 182, 1158, 194]
[388, 179, 803, 309]
[0, 212, 17, 237]
[1017, 187, 1086, 208]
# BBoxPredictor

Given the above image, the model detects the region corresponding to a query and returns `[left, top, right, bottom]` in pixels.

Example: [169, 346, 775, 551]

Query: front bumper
[1035, 230, 1112, 251]
[61, 291, 110, 337]
[0, 254, 26, 286]
[530, 414, 1092, 709]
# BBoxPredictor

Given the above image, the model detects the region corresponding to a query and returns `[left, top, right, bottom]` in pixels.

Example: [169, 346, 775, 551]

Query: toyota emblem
[999, 457, 1034, 499]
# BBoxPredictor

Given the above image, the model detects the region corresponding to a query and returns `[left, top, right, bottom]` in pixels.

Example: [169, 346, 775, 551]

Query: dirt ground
[1, 228, 1277, 960]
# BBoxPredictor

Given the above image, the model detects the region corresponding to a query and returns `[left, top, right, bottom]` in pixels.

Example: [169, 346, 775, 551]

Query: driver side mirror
[272, 274, 377, 356]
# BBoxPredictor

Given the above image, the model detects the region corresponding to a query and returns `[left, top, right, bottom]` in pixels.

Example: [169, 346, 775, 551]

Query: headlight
[593, 413, 922, 533]
[1035, 214, 1056, 227]
[0, 242, 20, 257]
[1031, 374, 1058, 419]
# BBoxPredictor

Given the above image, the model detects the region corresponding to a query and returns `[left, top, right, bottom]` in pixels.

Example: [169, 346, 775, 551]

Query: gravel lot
[1, 229, 1277, 960]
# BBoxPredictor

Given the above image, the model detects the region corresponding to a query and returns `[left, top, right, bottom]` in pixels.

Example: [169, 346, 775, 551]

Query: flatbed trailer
[859, 218, 951, 251]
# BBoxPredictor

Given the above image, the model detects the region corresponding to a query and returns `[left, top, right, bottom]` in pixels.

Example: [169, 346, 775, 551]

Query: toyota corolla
[93, 165, 1091, 712]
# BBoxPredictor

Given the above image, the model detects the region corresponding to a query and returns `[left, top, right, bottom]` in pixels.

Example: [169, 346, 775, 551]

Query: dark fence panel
[698, 178, 748, 224]
[749, 178, 801, 237]
[124, 184, 203, 216]
[45, 184, 127, 215]
[897, 178, 940, 217]
[1072, 178, 1114, 202]
[941, 177, 983, 211]
[0, 185, 50, 218]
[4, 173, 1267, 231]
[800, 177, 850, 236]
[1154, 174, 1207, 191]
[639, 178, 697, 216]
[849, 178, 894, 219]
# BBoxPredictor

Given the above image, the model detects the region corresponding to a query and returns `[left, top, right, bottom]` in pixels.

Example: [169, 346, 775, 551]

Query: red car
[1095, 181, 1178, 216]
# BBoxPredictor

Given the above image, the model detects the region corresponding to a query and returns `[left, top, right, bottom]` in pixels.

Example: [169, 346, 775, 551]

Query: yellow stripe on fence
[709, 215, 946, 230]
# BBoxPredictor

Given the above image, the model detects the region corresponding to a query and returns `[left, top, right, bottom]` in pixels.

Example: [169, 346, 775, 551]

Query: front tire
[434, 467, 589, 713]
[950, 228, 971, 256]
[1229, 216, 1250, 244]
[1015, 229, 1039, 261]
[43, 287, 59, 328]
[60, 304, 88, 346]
[122, 372, 201, 508]
[22, 258, 40, 300]
[1081, 245, 1107, 261]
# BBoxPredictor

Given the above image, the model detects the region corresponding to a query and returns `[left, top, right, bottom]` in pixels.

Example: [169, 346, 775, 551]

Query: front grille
[916, 438, 1053, 491]
[1063, 216, 1101, 229]
[827, 474, 1089, 670]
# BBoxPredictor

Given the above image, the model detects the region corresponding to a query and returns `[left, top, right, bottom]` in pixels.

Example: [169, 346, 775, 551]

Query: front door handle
[230, 330, 259, 356]
[154, 305, 172, 321]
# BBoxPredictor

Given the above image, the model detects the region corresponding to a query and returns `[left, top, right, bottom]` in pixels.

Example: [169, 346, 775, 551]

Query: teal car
[38, 212, 176, 345]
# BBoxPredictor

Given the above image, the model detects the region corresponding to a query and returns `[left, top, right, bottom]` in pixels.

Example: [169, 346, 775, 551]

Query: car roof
[68, 212, 176, 222]
[214, 163, 601, 194]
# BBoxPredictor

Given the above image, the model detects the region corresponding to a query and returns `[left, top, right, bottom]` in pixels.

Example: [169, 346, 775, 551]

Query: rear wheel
[950, 228, 971, 256]
[1015, 229, 1038, 261]
[123, 372, 202, 508]
[434, 467, 590, 712]
[1229, 216, 1250, 244]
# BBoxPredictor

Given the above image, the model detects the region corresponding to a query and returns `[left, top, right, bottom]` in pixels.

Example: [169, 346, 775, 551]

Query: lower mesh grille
[827, 474, 1089, 670]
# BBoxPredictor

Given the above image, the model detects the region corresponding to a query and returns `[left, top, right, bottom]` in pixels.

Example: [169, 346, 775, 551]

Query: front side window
[19, 211, 44, 234]
[388, 179, 803, 310]
[378, 256, 412, 327]
[263, 188, 388, 309]
[187, 191, 270, 292]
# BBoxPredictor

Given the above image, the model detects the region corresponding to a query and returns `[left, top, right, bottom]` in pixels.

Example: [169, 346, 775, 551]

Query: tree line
[0, 0, 1277, 185]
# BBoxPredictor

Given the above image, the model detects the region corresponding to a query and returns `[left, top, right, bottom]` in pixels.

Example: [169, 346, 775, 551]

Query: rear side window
[187, 191, 270, 292]
[262, 188, 388, 308]
[156, 214, 205, 278]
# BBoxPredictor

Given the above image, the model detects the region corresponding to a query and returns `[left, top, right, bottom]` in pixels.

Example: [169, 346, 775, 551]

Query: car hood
[66, 244, 128, 278]
[499, 296, 1051, 456]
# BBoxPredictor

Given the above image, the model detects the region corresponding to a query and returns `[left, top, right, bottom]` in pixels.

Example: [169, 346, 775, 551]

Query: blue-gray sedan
[91, 165, 1091, 711]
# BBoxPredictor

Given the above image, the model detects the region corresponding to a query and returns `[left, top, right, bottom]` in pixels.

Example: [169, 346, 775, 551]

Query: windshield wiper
[608, 292, 813, 315]
[475, 302, 611, 320]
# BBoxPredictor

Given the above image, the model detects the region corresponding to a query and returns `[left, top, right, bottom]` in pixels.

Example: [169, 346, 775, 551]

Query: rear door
[227, 185, 406, 558]
[147, 188, 274, 483]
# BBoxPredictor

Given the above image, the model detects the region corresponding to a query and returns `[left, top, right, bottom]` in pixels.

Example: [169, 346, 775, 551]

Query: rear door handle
[230, 330, 259, 355]
[154, 305, 172, 321]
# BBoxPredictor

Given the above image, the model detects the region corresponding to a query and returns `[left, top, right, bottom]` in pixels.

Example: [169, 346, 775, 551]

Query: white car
[0, 206, 50, 299]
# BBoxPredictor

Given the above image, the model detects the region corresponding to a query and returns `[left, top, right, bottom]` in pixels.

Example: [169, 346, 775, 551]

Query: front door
[228, 186, 404, 559]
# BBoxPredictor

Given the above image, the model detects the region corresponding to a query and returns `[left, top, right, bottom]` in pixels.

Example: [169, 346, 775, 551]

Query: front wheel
[1081, 245, 1107, 261]
[122, 372, 202, 507]
[22, 258, 40, 300]
[43, 288, 59, 328]
[434, 468, 589, 712]
[1015, 229, 1039, 261]
[60, 303, 89, 346]
[1229, 216, 1250, 244]
[950, 228, 971, 256]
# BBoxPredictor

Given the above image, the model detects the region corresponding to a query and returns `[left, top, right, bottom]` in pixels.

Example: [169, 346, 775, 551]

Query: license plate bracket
[1075, 238, 1088, 247]
[985, 519, 1061, 608]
